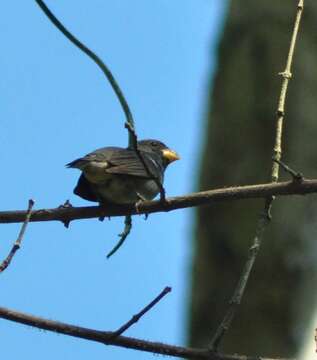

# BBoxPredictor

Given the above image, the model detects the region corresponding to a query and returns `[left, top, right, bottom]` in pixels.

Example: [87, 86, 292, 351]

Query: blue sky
[1, 1, 226, 359]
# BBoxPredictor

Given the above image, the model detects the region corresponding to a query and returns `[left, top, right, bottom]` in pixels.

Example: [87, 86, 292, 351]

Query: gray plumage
[67, 139, 179, 204]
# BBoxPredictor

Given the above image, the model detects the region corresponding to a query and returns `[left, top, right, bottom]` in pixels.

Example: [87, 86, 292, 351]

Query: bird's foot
[58, 199, 73, 209]
[135, 193, 147, 214]
[58, 200, 73, 228]
[98, 201, 109, 221]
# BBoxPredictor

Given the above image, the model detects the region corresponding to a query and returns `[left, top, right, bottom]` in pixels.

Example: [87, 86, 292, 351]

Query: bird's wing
[106, 150, 164, 180]
[67, 147, 164, 180]
[66, 147, 121, 169]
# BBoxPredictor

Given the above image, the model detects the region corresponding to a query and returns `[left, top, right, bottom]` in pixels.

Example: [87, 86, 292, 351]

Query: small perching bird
[67, 139, 179, 205]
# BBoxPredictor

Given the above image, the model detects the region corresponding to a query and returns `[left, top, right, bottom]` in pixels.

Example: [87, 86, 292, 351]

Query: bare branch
[106, 215, 132, 258]
[273, 158, 303, 182]
[0, 200, 34, 273]
[272, 0, 304, 181]
[34, 0, 135, 144]
[209, 198, 271, 350]
[111, 286, 171, 338]
[209, 0, 304, 351]
[0, 305, 294, 360]
[1, 179, 317, 225]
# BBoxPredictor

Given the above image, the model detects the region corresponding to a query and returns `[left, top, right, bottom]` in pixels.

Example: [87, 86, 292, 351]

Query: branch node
[272, 158, 304, 183]
[249, 243, 259, 252]
[278, 70, 292, 79]
[276, 109, 284, 117]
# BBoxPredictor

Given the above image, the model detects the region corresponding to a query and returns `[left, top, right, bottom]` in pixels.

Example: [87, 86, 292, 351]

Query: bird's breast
[95, 177, 160, 204]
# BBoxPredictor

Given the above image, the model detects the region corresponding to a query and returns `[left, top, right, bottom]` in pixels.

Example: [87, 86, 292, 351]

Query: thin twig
[110, 286, 171, 338]
[0, 305, 294, 360]
[209, 199, 271, 350]
[273, 158, 303, 182]
[209, 0, 304, 351]
[2, 178, 317, 225]
[0, 200, 34, 273]
[272, 0, 304, 181]
[106, 215, 132, 258]
[34, 0, 135, 145]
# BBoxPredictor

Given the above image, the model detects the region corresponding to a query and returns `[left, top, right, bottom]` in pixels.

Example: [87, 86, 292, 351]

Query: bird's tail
[66, 158, 87, 169]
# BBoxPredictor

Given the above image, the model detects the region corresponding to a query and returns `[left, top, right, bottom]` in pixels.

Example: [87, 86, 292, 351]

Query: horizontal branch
[0, 306, 292, 360]
[0, 178, 316, 225]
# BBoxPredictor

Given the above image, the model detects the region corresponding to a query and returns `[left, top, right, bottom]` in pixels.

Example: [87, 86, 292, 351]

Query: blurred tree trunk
[189, 1, 317, 358]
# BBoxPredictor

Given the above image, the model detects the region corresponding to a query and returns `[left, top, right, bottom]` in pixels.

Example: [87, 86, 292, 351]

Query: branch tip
[106, 215, 132, 258]
[110, 286, 172, 339]
[0, 199, 35, 273]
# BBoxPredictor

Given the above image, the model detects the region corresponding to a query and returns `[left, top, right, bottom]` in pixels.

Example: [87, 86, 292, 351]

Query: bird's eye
[150, 141, 159, 147]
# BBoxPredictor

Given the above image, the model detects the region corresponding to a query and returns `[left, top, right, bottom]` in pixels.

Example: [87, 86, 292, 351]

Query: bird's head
[138, 139, 180, 167]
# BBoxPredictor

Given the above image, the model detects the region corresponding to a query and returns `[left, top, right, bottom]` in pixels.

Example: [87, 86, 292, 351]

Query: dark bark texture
[189, 1, 317, 358]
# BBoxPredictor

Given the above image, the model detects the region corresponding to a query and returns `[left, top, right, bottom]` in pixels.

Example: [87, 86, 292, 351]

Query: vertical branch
[209, 0, 304, 351]
[271, 0, 304, 182]
[125, 124, 166, 200]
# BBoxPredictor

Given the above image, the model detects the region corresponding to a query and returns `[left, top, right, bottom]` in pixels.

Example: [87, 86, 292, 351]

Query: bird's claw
[58, 199, 73, 209]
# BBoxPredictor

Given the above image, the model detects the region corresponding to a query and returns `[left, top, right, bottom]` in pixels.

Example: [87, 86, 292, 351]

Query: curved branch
[34, 0, 135, 141]
[0, 178, 316, 225]
[0, 305, 293, 360]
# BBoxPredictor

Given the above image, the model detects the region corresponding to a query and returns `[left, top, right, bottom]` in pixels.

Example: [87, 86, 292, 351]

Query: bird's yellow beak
[162, 149, 180, 163]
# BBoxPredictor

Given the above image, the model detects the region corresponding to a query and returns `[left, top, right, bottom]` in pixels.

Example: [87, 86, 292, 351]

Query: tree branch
[271, 0, 304, 181]
[125, 122, 166, 200]
[0, 178, 317, 225]
[34, 0, 135, 142]
[111, 286, 171, 338]
[0, 305, 293, 360]
[0, 200, 34, 273]
[209, 0, 304, 351]
[106, 214, 132, 258]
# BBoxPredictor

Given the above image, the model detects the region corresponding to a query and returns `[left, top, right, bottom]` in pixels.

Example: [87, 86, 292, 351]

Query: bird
[66, 139, 179, 205]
